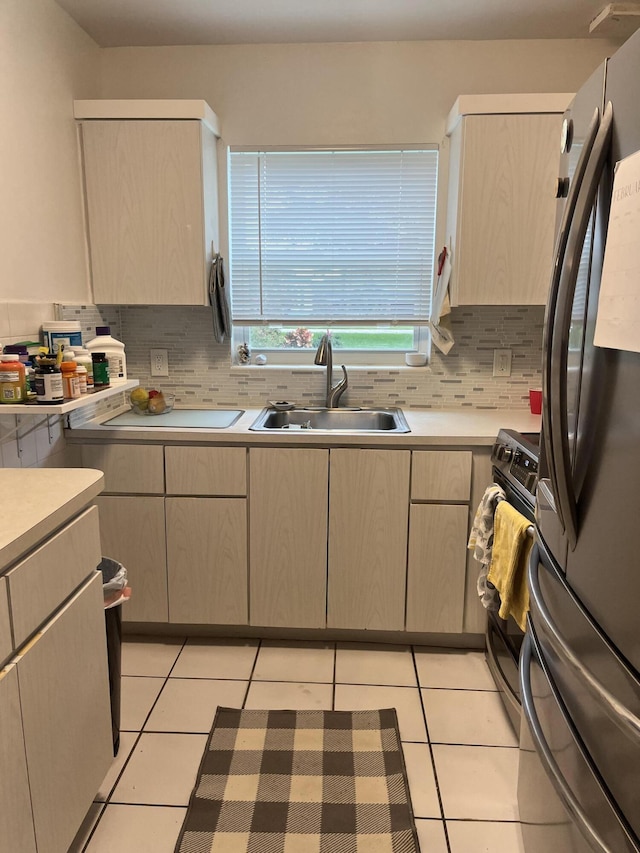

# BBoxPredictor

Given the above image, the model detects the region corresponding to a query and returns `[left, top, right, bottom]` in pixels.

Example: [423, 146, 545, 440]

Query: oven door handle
[520, 632, 621, 853]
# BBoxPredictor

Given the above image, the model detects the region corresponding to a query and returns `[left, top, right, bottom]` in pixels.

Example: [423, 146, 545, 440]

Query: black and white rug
[175, 707, 420, 852]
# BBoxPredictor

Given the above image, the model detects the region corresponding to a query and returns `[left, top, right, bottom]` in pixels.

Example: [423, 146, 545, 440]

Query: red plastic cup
[529, 389, 542, 415]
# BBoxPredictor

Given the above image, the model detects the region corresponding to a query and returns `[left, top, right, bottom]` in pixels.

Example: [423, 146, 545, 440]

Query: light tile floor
[70, 638, 524, 853]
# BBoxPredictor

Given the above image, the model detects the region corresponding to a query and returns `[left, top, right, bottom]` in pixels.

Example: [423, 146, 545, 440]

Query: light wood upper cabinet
[166, 497, 247, 625]
[328, 449, 410, 631]
[249, 448, 329, 629]
[447, 111, 562, 305]
[80, 118, 219, 305]
[94, 496, 168, 623]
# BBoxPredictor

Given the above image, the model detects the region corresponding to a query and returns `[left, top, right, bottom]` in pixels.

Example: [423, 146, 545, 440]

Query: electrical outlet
[150, 349, 169, 377]
[493, 349, 512, 377]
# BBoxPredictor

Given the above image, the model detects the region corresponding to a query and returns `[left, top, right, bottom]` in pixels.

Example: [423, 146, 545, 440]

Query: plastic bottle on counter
[0, 354, 26, 403]
[86, 327, 127, 381]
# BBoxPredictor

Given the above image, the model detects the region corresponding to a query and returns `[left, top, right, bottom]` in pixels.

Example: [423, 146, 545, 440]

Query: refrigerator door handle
[520, 632, 618, 853]
[542, 107, 601, 531]
[529, 547, 640, 741]
[550, 102, 614, 550]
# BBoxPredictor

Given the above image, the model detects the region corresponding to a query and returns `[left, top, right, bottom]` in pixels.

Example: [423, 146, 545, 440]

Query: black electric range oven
[485, 428, 539, 733]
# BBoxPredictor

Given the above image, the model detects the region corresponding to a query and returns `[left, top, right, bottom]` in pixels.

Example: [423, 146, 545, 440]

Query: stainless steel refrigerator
[517, 28, 640, 853]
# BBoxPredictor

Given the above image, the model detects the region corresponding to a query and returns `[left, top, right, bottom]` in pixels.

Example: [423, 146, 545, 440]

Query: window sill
[229, 364, 432, 374]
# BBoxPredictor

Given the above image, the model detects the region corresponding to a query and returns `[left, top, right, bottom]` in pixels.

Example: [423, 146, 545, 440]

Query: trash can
[99, 557, 130, 757]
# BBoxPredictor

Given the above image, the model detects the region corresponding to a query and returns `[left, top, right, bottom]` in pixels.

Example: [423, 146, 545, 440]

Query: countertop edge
[0, 470, 105, 573]
[65, 407, 542, 447]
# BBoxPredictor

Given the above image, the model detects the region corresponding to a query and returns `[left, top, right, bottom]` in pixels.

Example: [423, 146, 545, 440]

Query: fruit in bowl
[129, 388, 175, 415]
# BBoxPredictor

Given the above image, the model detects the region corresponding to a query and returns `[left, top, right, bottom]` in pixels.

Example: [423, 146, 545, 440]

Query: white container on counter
[86, 326, 127, 381]
[42, 321, 83, 355]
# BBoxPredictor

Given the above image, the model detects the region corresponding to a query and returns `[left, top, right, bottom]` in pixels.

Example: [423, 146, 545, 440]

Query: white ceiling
[54, 0, 625, 48]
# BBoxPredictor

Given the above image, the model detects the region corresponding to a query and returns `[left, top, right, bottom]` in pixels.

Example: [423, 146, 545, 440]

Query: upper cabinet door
[447, 112, 561, 305]
[81, 119, 218, 305]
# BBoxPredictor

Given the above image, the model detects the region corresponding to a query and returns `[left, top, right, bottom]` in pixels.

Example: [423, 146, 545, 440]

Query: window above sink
[227, 145, 438, 367]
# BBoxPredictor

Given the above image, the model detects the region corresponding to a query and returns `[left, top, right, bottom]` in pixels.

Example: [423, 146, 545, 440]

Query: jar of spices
[0, 354, 26, 403]
[60, 361, 81, 399]
[91, 352, 110, 389]
[34, 358, 64, 404]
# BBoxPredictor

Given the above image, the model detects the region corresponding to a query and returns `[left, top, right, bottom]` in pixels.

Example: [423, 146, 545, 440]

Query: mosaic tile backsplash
[62, 304, 544, 411]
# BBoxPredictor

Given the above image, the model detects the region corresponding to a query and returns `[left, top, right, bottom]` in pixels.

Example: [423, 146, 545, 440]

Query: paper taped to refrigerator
[594, 149, 640, 353]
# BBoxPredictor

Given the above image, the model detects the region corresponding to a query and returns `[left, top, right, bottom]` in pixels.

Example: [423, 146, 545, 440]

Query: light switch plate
[150, 348, 169, 377]
[493, 349, 512, 377]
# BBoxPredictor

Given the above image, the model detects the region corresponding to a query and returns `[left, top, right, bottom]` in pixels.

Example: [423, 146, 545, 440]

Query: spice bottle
[34, 358, 64, 404]
[91, 352, 110, 389]
[0, 354, 26, 403]
[74, 348, 94, 389]
[76, 365, 88, 395]
[61, 361, 81, 399]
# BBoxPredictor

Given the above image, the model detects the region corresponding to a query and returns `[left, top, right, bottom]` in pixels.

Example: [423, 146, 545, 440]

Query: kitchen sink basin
[249, 407, 410, 433]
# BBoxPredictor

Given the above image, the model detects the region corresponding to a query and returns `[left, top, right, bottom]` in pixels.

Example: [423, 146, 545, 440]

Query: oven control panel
[492, 429, 539, 500]
[509, 449, 538, 494]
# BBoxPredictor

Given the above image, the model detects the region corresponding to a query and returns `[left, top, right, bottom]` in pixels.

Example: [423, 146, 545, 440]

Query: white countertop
[0, 469, 104, 572]
[67, 406, 542, 447]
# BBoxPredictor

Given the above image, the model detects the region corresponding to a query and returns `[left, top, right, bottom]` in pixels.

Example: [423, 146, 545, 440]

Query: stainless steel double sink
[249, 407, 410, 433]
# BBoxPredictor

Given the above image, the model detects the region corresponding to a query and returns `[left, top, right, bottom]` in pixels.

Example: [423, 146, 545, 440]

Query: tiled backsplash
[0, 300, 542, 467]
[62, 303, 544, 410]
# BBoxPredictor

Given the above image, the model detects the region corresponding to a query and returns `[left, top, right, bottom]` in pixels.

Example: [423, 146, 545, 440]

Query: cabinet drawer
[6, 507, 102, 649]
[0, 578, 13, 665]
[411, 451, 472, 501]
[165, 446, 246, 495]
[80, 443, 164, 493]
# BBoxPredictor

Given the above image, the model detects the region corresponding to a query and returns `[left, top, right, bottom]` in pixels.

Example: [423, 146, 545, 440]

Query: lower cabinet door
[17, 574, 112, 853]
[406, 504, 468, 632]
[328, 449, 410, 630]
[249, 448, 329, 628]
[0, 666, 37, 853]
[94, 496, 168, 622]
[166, 497, 248, 624]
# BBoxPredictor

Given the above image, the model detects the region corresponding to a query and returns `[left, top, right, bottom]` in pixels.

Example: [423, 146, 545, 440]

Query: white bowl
[405, 352, 427, 366]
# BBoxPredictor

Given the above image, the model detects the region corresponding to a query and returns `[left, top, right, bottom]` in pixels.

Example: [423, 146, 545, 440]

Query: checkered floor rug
[175, 707, 420, 853]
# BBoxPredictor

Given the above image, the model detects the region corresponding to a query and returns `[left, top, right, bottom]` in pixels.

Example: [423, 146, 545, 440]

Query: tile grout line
[332, 641, 337, 710]
[242, 638, 262, 709]
[81, 637, 190, 852]
[411, 644, 452, 853]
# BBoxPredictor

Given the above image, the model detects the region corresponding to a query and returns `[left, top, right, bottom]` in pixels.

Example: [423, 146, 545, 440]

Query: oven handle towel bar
[468, 483, 505, 611]
[486, 502, 535, 631]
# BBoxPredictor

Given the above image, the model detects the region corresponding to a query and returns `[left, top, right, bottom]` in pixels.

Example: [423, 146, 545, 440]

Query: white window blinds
[228, 147, 438, 325]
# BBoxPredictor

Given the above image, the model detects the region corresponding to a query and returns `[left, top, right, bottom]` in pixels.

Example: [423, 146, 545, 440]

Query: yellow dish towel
[487, 502, 533, 631]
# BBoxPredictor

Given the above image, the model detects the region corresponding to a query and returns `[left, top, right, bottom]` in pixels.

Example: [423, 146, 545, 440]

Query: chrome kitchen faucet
[314, 334, 348, 408]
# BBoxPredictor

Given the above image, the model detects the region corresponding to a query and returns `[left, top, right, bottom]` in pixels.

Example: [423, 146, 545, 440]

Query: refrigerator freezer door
[530, 538, 640, 840]
[518, 629, 640, 853]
